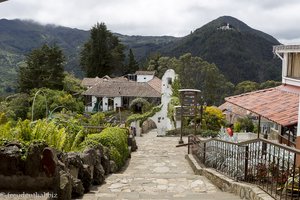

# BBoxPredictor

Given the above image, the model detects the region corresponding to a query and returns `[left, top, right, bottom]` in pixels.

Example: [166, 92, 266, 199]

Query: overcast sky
[0, 0, 300, 44]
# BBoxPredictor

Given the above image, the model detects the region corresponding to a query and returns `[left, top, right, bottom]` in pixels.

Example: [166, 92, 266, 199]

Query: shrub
[29, 88, 84, 120]
[126, 105, 162, 125]
[89, 112, 105, 126]
[81, 127, 129, 169]
[202, 106, 225, 131]
[237, 115, 254, 132]
[167, 97, 180, 124]
[109, 146, 122, 168]
[234, 122, 241, 132]
[0, 119, 68, 151]
[129, 98, 151, 113]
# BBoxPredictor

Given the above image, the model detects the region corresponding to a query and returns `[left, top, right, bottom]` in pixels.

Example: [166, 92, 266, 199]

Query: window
[167, 78, 172, 85]
[287, 53, 300, 78]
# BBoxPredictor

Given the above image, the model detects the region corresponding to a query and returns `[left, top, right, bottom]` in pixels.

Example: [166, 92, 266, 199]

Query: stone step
[79, 191, 241, 200]
[105, 173, 210, 179]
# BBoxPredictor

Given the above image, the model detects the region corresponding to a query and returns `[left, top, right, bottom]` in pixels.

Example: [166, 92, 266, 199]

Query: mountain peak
[193, 16, 279, 44]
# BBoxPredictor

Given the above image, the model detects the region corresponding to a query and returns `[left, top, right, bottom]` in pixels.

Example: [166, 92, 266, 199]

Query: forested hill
[0, 16, 281, 95]
[159, 16, 282, 84]
[0, 19, 89, 94]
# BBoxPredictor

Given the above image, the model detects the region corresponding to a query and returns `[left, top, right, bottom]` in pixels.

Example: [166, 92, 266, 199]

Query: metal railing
[188, 135, 300, 200]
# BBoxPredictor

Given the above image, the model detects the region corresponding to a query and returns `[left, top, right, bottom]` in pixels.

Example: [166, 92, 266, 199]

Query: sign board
[179, 89, 200, 106]
[175, 106, 197, 118]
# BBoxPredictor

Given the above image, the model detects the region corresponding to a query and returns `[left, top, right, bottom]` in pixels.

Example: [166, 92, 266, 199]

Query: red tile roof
[225, 85, 300, 126]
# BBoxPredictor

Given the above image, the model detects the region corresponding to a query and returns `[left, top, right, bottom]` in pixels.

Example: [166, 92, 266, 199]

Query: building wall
[102, 97, 108, 112]
[114, 97, 122, 111]
[282, 52, 300, 87]
[137, 75, 154, 82]
[85, 96, 97, 112]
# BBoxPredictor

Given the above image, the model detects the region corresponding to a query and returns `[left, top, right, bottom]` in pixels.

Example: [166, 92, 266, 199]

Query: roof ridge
[225, 87, 275, 100]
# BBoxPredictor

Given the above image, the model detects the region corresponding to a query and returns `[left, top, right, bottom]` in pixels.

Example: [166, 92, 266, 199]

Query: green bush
[89, 112, 105, 126]
[234, 122, 241, 132]
[126, 105, 162, 125]
[29, 88, 84, 120]
[129, 98, 151, 113]
[109, 146, 123, 168]
[81, 127, 129, 169]
[237, 116, 254, 132]
[0, 119, 72, 151]
[167, 97, 180, 124]
[202, 106, 225, 131]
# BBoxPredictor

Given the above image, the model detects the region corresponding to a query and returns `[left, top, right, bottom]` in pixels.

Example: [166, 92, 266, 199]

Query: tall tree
[18, 44, 65, 93]
[126, 49, 139, 74]
[80, 22, 125, 77]
[149, 53, 234, 105]
[234, 81, 259, 95]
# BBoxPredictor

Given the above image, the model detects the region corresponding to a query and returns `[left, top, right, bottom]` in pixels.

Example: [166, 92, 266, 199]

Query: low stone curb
[185, 154, 274, 200]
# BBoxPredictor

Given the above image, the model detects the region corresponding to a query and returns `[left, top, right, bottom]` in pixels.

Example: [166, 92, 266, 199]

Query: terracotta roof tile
[225, 85, 300, 126]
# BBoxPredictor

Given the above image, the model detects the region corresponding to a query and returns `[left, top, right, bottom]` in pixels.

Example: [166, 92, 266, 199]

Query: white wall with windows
[137, 75, 154, 82]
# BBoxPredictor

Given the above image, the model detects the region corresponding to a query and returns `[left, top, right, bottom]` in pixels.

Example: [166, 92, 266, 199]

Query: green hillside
[0, 16, 282, 95]
[159, 16, 281, 84]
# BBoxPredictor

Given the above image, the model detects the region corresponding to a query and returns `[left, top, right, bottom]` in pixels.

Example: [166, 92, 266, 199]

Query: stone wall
[0, 134, 137, 200]
[185, 154, 274, 200]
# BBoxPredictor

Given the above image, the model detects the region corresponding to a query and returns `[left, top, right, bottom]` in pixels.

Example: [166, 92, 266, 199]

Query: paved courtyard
[79, 129, 241, 200]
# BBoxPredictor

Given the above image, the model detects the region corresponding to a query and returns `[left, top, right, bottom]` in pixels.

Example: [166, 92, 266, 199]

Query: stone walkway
[78, 130, 241, 200]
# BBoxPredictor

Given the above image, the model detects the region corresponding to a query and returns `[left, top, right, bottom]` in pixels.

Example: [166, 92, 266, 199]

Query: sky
[0, 0, 300, 44]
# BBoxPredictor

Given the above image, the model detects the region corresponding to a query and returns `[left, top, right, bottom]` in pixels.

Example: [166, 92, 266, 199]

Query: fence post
[203, 142, 206, 164]
[244, 146, 249, 181]
[188, 136, 190, 154]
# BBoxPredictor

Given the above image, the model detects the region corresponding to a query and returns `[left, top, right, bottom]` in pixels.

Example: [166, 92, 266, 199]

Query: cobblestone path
[79, 130, 241, 200]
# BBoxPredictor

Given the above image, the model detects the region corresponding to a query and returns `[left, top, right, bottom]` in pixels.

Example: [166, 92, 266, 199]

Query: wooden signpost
[178, 89, 201, 144]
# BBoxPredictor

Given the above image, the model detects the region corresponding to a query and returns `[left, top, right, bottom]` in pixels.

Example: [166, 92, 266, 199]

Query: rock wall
[0, 134, 137, 200]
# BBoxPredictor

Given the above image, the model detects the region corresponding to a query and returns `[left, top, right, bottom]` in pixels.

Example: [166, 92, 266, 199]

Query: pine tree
[126, 49, 139, 74]
[18, 44, 65, 93]
[80, 22, 125, 77]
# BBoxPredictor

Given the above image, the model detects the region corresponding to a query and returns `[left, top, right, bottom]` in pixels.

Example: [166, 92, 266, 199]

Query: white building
[81, 72, 161, 112]
[136, 71, 155, 82]
[222, 45, 300, 148]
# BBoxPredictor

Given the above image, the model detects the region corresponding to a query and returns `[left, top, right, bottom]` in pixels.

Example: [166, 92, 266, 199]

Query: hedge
[126, 105, 162, 125]
[81, 127, 129, 169]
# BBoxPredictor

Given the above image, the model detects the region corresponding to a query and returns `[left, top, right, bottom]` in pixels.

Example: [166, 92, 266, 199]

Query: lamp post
[31, 89, 48, 121]
[48, 106, 68, 120]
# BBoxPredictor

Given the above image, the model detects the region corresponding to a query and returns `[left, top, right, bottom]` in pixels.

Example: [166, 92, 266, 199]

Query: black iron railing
[188, 135, 300, 200]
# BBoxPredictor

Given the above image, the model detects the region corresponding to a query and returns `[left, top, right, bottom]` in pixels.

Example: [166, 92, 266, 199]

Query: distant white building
[81, 71, 161, 112]
[217, 23, 233, 31]
[136, 71, 155, 82]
